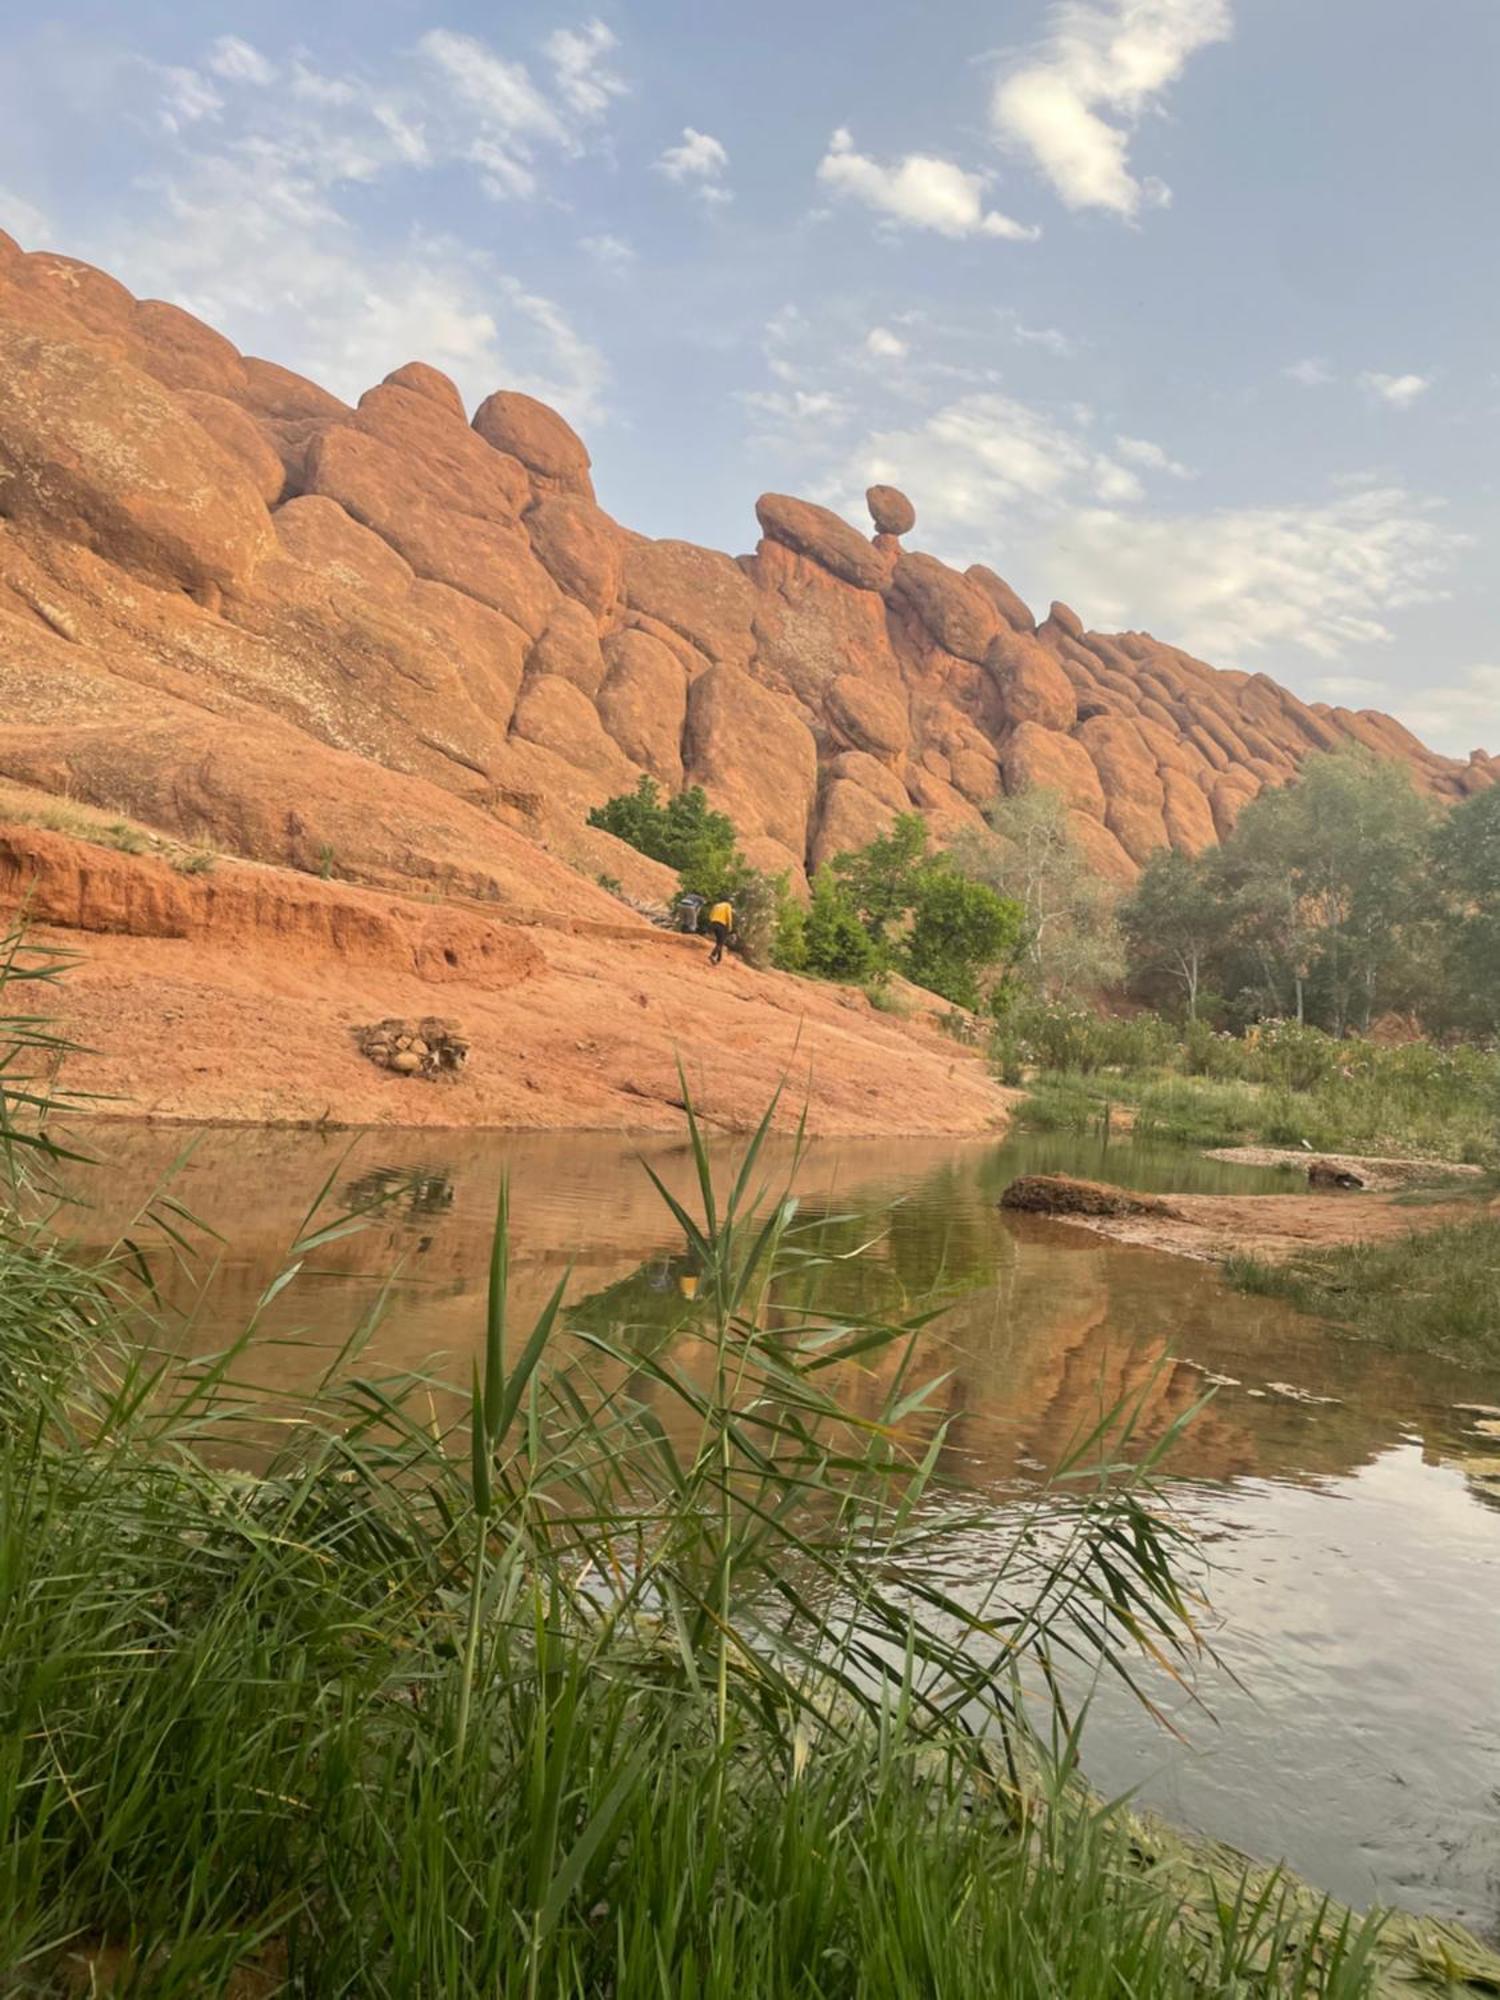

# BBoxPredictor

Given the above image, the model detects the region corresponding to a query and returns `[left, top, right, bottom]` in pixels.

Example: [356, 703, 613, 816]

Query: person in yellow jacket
[705, 896, 734, 965]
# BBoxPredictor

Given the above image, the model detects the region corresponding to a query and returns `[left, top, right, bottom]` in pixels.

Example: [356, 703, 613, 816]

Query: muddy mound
[999, 1175, 1173, 1218]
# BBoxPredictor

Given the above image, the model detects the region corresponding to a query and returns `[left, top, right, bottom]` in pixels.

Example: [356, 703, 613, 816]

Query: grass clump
[1228, 1216, 1500, 1369]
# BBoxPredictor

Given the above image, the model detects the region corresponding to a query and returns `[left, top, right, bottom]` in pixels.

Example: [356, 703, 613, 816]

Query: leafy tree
[1432, 781, 1500, 1034]
[902, 868, 1024, 1010]
[824, 813, 1024, 1004]
[1121, 848, 1233, 1020]
[798, 868, 883, 982]
[831, 813, 931, 946]
[730, 870, 794, 971]
[953, 789, 1124, 1001]
[1220, 751, 1437, 1035]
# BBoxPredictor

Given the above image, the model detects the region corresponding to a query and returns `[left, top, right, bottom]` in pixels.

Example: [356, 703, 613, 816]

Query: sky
[1, 0, 1496, 756]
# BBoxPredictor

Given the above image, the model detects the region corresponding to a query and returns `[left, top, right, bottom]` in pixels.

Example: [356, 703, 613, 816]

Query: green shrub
[903, 868, 1024, 1010]
[797, 867, 882, 982]
[993, 1000, 1176, 1076]
[1132, 1079, 1266, 1147]
[589, 775, 740, 897]
[864, 980, 911, 1016]
[730, 868, 793, 969]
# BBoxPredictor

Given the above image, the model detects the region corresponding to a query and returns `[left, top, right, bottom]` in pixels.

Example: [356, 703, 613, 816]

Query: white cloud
[1390, 665, 1500, 756]
[1041, 486, 1457, 661]
[581, 232, 637, 270]
[417, 29, 568, 146]
[289, 62, 359, 107]
[207, 37, 276, 87]
[992, 0, 1232, 218]
[1093, 457, 1145, 502]
[817, 128, 1040, 240]
[866, 326, 910, 360]
[1005, 313, 1078, 356]
[1285, 356, 1333, 387]
[742, 387, 850, 424]
[655, 127, 731, 202]
[1360, 370, 1431, 409]
[1115, 432, 1193, 477]
[0, 185, 50, 245]
[467, 137, 539, 201]
[157, 66, 223, 133]
[1310, 674, 1386, 701]
[847, 392, 1100, 521]
[544, 19, 627, 120]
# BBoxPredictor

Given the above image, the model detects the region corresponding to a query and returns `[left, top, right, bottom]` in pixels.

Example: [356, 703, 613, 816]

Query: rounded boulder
[986, 629, 1077, 732]
[471, 390, 595, 500]
[865, 484, 916, 537]
[755, 493, 891, 592]
[0, 324, 273, 596]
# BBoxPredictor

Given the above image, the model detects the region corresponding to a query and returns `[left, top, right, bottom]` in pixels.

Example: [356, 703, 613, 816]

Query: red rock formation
[866, 484, 916, 537]
[0, 227, 1492, 956]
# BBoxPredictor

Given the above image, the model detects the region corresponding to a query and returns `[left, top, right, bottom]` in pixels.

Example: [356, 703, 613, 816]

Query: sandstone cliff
[1, 231, 1491, 906]
[0, 232, 1491, 1131]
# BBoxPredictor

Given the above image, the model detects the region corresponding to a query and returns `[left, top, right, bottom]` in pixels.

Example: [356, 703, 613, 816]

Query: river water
[56, 1118, 1500, 1940]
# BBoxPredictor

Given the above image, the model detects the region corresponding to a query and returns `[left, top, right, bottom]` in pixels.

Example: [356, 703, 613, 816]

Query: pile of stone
[354, 1017, 469, 1079]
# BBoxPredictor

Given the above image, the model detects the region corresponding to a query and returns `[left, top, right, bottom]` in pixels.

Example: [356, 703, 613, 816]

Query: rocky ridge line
[0, 227, 1493, 921]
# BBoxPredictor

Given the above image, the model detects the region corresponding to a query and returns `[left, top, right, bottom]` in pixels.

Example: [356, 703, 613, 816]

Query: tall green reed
[0, 953, 1388, 1995]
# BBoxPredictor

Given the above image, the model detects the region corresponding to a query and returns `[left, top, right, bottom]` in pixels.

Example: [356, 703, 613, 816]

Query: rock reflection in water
[54, 1116, 1500, 1939]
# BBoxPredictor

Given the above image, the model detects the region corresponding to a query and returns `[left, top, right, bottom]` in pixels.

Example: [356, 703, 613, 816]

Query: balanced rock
[865, 484, 916, 537]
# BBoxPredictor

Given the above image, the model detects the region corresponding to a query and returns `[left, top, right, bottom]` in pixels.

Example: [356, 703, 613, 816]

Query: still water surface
[62, 1119, 1500, 1939]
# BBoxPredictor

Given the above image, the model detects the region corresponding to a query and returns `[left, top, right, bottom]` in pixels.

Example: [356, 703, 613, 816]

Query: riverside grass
[1228, 1214, 1500, 1371]
[0, 935, 1474, 1997]
[994, 1002, 1500, 1163]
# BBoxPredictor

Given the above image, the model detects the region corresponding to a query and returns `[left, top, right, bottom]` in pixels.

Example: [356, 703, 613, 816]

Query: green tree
[1432, 780, 1500, 1034]
[1121, 848, 1233, 1020]
[831, 813, 931, 946]
[799, 868, 883, 982]
[902, 869, 1025, 1010]
[953, 789, 1124, 1001]
[1221, 750, 1437, 1034]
